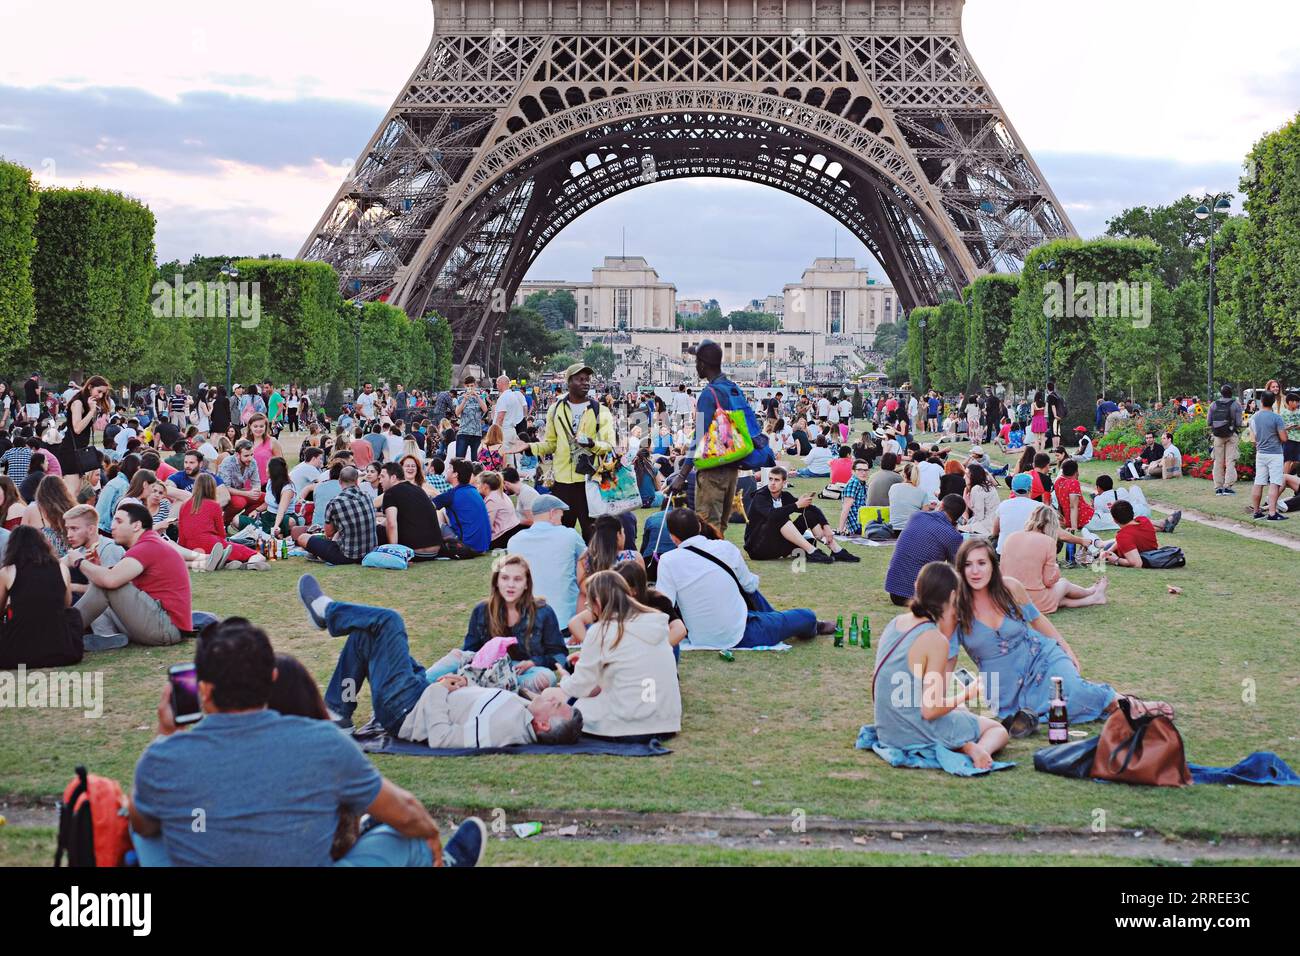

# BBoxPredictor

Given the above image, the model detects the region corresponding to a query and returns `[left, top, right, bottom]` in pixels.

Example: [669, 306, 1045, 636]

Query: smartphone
[954, 667, 978, 688]
[168, 663, 203, 725]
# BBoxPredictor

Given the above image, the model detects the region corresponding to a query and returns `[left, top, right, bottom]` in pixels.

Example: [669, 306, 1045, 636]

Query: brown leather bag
[1091, 697, 1192, 787]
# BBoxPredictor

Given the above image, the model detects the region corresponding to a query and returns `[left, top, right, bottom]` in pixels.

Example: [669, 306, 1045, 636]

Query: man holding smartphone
[129, 618, 487, 867]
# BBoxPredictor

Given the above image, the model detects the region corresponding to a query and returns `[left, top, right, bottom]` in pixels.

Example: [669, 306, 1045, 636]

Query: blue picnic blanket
[354, 727, 670, 758]
[856, 725, 1015, 777]
[1188, 752, 1300, 786]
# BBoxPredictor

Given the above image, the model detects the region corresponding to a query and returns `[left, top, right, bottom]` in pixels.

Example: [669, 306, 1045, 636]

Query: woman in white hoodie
[553, 570, 681, 741]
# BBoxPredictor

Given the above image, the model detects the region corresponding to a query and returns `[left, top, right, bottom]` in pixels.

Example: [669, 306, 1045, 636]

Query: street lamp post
[220, 262, 239, 395]
[352, 300, 364, 397]
[918, 317, 928, 394]
[1194, 194, 1232, 399]
[964, 289, 974, 389]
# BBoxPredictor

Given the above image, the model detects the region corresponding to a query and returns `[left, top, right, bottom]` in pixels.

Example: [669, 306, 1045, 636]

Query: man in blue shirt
[508, 495, 587, 629]
[670, 340, 752, 532]
[883, 494, 966, 605]
[433, 458, 492, 557]
[129, 618, 485, 867]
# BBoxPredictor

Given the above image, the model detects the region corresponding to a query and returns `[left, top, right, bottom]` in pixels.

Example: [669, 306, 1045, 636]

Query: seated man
[655, 508, 835, 650]
[1103, 499, 1171, 568]
[992, 473, 1041, 553]
[68, 502, 192, 647]
[129, 617, 486, 867]
[836, 459, 871, 535]
[298, 575, 583, 749]
[292, 466, 376, 565]
[432, 458, 491, 559]
[884, 494, 965, 606]
[1087, 474, 1151, 532]
[1143, 432, 1183, 480]
[508, 495, 587, 627]
[62, 504, 129, 651]
[218, 440, 266, 527]
[743, 467, 857, 564]
[500, 466, 537, 526]
[167, 449, 231, 509]
[378, 462, 442, 559]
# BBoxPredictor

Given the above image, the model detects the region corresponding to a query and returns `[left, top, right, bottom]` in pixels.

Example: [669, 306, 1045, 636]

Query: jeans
[306, 535, 363, 565]
[796, 468, 829, 479]
[323, 602, 430, 734]
[132, 824, 432, 867]
[736, 608, 817, 648]
[455, 434, 482, 460]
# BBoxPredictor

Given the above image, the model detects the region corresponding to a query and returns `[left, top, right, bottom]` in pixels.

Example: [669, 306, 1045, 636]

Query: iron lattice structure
[301, 0, 1075, 368]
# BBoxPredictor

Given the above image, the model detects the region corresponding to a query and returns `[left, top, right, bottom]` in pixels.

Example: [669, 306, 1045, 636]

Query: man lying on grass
[298, 574, 584, 747]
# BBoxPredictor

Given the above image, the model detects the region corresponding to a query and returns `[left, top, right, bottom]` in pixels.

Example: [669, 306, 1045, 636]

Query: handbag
[585, 453, 640, 517]
[1033, 736, 1100, 779]
[818, 482, 845, 500]
[1140, 546, 1185, 569]
[1091, 697, 1192, 787]
[693, 385, 755, 471]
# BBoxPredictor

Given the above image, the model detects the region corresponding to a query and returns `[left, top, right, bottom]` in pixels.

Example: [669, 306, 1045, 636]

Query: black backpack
[1209, 399, 1237, 439]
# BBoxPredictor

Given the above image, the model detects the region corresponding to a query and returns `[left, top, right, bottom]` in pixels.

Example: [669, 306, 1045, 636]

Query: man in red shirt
[68, 501, 192, 645]
[1053, 459, 1094, 531]
[1104, 499, 1160, 568]
[1027, 452, 1054, 506]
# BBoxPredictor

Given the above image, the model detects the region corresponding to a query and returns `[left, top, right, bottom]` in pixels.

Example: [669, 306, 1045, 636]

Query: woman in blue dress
[949, 538, 1119, 726]
[873, 562, 1009, 769]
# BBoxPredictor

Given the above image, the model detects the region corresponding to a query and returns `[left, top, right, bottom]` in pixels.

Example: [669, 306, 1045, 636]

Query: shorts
[1284, 440, 1300, 464]
[1255, 453, 1286, 486]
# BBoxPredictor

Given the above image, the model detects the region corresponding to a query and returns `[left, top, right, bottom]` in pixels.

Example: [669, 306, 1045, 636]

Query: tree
[233, 260, 343, 386]
[356, 301, 415, 387]
[424, 312, 454, 390]
[28, 187, 155, 380]
[500, 307, 563, 378]
[1063, 357, 1098, 437]
[1105, 194, 1235, 289]
[583, 343, 616, 379]
[0, 162, 38, 373]
[908, 307, 938, 390]
[967, 273, 1018, 384]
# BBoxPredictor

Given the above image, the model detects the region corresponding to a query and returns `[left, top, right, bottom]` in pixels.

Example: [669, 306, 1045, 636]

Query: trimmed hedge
[30, 187, 155, 380]
[235, 259, 343, 385]
[0, 162, 38, 372]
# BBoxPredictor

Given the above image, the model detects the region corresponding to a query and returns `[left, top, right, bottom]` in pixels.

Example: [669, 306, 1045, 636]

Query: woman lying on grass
[873, 561, 1008, 769]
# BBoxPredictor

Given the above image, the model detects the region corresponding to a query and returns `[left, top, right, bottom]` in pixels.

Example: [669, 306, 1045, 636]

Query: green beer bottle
[862, 615, 871, 649]
[833, 615, 844, 648]
[848, 613, 859, 646]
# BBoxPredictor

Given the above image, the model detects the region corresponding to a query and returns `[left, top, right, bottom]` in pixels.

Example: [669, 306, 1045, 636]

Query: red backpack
[55, 766, 133, 867]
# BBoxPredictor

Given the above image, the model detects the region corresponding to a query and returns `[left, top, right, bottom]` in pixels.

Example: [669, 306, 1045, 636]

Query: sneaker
[298, 574, 329, 629]
[805, 549, 834, 565]
[215, 543, 234, 571]
[1214, 488, 1225, 496]
[83, 632, 129, 653]
[204, 547, 225, 573]
[1162, 511, 1182, 533]
[1252, 511, 1266, 520]
[443, 817, 487, 868]
[831, 548, 861, 563]
[814, 620, 837, 636]
[1222, 487, 1236, 495]
[327, 710, 354, 732]
[226, 560, 245, 570]
[245, 560, 271, 571]
[1267, 513, 1289, 522]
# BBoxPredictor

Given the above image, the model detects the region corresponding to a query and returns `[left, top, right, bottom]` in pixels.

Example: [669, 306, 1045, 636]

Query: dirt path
[466, 808, 1295, 863]
[1145, 499, 1300, 553]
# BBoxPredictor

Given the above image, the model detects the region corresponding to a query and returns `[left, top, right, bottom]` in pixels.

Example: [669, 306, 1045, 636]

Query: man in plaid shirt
[293, 466, 376, 565]
[1, 439, 34, 486]
[835, 460, 872, 535]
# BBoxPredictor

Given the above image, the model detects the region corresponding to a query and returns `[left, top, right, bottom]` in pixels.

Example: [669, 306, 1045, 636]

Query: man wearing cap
[669, 340, 751, 532]
[992, 473, 1041, 553]
[507, 495, 588, 629]
[507, 363, 613, 539]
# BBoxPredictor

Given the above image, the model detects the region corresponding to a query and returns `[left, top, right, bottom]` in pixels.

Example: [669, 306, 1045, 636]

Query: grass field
[1, 436, 1296, 866]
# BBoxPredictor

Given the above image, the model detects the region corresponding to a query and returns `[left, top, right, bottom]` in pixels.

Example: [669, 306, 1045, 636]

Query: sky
[1, 0, 1296, 311]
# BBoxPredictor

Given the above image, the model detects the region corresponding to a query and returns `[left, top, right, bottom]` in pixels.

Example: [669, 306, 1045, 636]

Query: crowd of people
[1, 356, 1291, 865]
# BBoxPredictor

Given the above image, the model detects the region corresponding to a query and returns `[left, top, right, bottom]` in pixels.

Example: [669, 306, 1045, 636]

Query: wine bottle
[1047, 677, 1068, 744]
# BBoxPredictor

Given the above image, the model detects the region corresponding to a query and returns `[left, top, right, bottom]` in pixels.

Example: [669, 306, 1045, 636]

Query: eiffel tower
[301, 0, 1075, 368]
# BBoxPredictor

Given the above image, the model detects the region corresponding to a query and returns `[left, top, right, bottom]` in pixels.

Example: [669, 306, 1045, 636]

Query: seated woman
[254, 457, 300, 538]
[958, 463, 1000, 537]
[477, 424, 505, 473]
[999, 505, 1108, 613]
[576, 515, 644, 613]
[476, 471, 521, 549]
[951, 538, 1119, 731]
[399, 454, 435, 499]
[632, 447, 666, 508]
[938, 458, 966, 499]
[1, 476, 25, 532]
[424, 554, 568, 694]
[796, 436, 833, 478]
[177, 473, 269, 571]
[0, 525, 85, 668]
[1003, 445, 1036, 490]
[568, 559, 687, 652]
[22, 474, 77, 557]
[872, 561, 1008, 769]
[887, 461, 937, 534]
[543, 570, 681, 742]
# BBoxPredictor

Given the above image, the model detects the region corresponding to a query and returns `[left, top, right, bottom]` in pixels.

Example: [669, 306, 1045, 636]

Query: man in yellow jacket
[506, 363, 614, 539]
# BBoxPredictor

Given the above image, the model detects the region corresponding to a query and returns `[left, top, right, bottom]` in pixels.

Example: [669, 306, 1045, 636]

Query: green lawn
[1, 441, 1297, 865]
